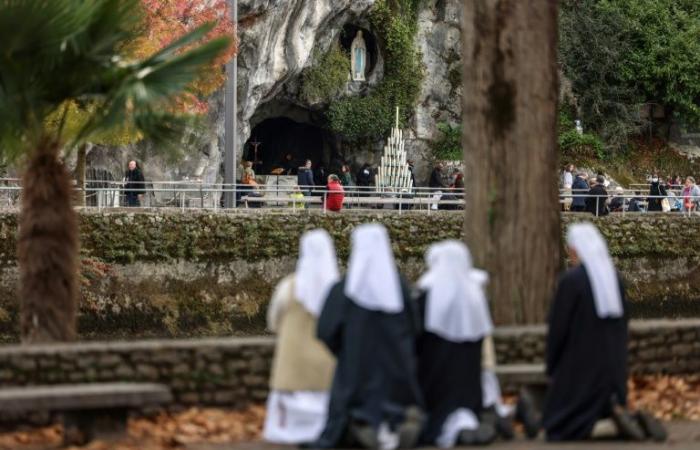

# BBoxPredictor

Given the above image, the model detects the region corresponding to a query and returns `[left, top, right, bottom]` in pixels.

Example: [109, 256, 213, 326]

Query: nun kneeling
[311, 224, 424, 450]
[415, 240, 497, 447]
[543, 222, 665, 442]
[263, 229, 339, 444]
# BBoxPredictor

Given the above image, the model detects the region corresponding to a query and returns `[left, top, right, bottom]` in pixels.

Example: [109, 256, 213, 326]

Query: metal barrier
[0, 178, 698, 217]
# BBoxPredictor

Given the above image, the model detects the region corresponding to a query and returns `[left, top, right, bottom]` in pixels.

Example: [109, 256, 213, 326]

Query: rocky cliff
[80, 0, 465, 186]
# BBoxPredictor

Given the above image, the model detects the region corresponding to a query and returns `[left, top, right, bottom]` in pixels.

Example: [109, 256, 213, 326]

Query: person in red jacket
[325, 174, 345, 212]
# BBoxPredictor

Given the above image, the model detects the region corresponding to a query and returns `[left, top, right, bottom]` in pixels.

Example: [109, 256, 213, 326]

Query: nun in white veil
[542, 222, 641, 441]
[414, 240, 497, 447]
[313, 224, 424, 450]
[263, 229, 340, 444]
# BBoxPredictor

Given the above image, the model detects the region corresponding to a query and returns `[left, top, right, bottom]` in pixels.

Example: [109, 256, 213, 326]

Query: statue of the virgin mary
[351, 31, 367, 82]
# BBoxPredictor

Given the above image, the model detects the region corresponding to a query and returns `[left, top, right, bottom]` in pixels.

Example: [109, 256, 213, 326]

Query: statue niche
[350, 30, 367, 82]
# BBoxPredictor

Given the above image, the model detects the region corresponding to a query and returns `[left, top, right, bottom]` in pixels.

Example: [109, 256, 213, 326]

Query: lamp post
[224, 0, 237, 208]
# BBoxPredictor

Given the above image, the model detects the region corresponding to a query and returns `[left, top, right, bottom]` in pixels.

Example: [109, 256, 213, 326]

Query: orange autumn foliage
[130, 0, 237, 114]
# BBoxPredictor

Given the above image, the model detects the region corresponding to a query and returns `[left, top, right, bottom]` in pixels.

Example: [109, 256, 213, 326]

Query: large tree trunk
[19, 139, 78, 342]
[75, 143, 87, 207]
[462, 0, 562, 324]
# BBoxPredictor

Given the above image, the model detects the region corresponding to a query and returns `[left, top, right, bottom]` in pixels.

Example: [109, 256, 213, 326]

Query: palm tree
[0, 0, 232, 343]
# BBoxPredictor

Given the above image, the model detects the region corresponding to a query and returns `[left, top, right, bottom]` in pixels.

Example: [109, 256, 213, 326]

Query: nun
[263, 229, 339, 444]
[415, 240, 496, 447]
[312, 224, 424, 449]
[542, 222, 644, 441]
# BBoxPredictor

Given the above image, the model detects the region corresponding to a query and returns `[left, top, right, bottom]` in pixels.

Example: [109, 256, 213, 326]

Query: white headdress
[417, 240, 493, 341]
[294, 229, 340, 317]
[345, 224, 403, 313]
[566, 222, 623, 318]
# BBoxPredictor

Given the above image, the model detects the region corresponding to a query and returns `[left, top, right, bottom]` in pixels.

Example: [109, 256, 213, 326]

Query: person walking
[339, 165, 353, 187]
[124, 160, 145, 207]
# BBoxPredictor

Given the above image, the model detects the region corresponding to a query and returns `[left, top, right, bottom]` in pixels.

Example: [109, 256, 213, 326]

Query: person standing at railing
[585, 175, 609, 216]
[339, 165, 353, 187]
[324, 175, 345, 212]
[297, 159, 315, 196]
[570, 172, 589, 212]
[647, 175, 667, 212]
[124, 160, 145, 207]
[429, 163, 447, 189]
[408, 159, 417, 189]
[681, 177, 700, 212]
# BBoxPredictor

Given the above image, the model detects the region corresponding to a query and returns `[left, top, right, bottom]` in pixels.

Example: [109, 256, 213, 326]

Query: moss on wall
[0, 210, 698, 342]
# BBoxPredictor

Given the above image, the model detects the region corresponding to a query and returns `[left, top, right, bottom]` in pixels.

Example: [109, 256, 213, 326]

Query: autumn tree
[0, 0, 232, 342]
[462, 1, 562, 324]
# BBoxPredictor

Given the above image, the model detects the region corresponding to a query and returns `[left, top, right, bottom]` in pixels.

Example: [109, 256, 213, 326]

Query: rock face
[79, 0, 467, 187]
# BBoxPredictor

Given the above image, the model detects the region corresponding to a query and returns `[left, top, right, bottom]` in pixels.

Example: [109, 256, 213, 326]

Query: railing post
[596, 196, 599, 217]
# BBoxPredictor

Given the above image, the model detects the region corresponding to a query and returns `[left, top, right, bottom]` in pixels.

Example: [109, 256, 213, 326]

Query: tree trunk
[462, 0, 562, 324]
[75, 143, 87, 207]
[19, 139, 78, 342]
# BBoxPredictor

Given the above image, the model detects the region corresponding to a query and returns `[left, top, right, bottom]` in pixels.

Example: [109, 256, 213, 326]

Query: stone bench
[0, 382, 172, 445]
[494, 363, 547, 393]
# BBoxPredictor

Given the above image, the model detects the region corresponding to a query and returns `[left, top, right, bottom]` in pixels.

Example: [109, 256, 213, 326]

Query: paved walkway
[186, 422, 700, 450]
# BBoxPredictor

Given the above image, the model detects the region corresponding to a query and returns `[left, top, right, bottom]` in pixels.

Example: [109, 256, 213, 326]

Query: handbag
[661, 198, 671, 212]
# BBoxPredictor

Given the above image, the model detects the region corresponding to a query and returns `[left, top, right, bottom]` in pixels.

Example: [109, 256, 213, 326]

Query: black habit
[415, 292, 483, 445]
[313, 278, 423, 448]
[542, 265, 628, 441]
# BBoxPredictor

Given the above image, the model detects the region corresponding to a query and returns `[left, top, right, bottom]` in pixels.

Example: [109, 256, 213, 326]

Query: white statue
[350, 30, 367, 81]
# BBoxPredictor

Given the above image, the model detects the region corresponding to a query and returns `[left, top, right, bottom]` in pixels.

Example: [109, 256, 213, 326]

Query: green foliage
[327, 0, 423, 140]
[558, 102, 606, 162]
[0, 0, 232, 161]
[560, 0, 700, 150]
[432, 122, 462, 160]
[301, 44, 350, 103]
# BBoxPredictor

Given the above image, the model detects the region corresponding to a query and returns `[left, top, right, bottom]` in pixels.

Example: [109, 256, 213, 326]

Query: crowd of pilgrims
[262, 223, 667, 448]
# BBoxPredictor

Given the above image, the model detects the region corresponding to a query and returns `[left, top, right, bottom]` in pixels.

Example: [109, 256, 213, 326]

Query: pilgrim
[263, 229, 339, 444]
[312, 224, 424, 449]
[415, 240, 496, 447]
[543, 222, 651, 441]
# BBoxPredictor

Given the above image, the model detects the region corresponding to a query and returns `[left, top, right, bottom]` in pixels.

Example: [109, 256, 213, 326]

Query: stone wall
[0, 320, 696, 407]
[0, 210, 699, 341]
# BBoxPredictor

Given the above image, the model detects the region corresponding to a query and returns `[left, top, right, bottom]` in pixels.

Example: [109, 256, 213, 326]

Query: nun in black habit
[543, 222, 642, 441]
[311, 224, 424, 449]
[415, 240, 497, 447]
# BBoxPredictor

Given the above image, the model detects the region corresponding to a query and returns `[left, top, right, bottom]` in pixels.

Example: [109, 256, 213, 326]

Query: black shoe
[349, 422, 379, 449]
[397, 406, 424, 449]
[515, 390, 540, 439]
[635, 411, 667, 442]
[610, 400, 645, 441]
[458, 423, 497, 446]
[481, 406, 515, 441]
[496, 415, 515, 440]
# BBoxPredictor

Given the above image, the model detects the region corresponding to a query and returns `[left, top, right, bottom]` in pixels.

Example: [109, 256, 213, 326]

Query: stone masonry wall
[0, 320, 696, 407]
[0, 210, 699, 341]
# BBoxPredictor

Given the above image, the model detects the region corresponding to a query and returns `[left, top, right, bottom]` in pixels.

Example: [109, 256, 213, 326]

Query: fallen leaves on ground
[0, 375, 698, 449]
[628, 375, 700, 422]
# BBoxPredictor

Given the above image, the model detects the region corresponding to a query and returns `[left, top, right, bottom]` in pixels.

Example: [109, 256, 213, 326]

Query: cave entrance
[244, 117, 337, 176]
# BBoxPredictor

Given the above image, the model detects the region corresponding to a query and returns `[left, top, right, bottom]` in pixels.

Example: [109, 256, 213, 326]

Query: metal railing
[0, 178, 698, 217]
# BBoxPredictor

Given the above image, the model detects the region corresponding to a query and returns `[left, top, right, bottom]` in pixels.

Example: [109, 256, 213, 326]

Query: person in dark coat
[312, 224, 424, 449]
[647, 175, 667, 211]
[124, 160, 145, 207]
[407, 160, 417, 189]
[570, 173, 589, 212]
[415, 240, 497, 447]
[297, 160, 315, 196]
[585, 175, 609, 216]
[543, 223, 643, 441]
[356, 163, 373, 197]
[428, 163, 447, 189]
